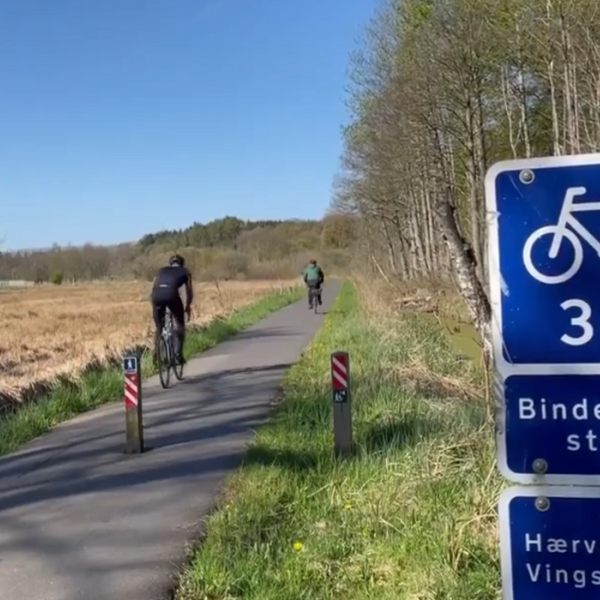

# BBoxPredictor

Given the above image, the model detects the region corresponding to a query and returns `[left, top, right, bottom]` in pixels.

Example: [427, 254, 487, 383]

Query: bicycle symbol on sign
[523, 187, 600, 284]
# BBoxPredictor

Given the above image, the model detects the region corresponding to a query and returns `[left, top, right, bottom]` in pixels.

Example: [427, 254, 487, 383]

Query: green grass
[0, 286, 304, 457]
[176, 281, 503, 600]
[418, 313, 482, 363]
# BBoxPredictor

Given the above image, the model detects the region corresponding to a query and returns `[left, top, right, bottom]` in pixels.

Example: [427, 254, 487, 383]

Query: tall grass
[176, 281, 504, 600]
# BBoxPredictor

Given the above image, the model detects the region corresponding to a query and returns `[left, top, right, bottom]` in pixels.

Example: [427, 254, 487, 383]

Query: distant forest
[0, 215, 356, 282]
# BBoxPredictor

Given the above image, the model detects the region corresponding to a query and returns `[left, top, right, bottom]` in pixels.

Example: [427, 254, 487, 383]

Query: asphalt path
[0, 281, 341, 600]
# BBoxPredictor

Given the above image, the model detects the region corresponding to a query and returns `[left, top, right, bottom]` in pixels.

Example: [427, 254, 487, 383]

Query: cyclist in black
[150, 254, 193, 365]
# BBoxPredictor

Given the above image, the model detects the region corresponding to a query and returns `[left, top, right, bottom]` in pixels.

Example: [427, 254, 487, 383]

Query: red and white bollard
[330, 351, 353, 457]
[123, 354, 144, 454]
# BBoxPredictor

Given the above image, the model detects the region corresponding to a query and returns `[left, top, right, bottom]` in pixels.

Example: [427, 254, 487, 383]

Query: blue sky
[0, 0, 376, 250]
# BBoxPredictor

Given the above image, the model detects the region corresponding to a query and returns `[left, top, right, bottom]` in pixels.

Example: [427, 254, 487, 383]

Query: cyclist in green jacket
[302, 259, 324, 309]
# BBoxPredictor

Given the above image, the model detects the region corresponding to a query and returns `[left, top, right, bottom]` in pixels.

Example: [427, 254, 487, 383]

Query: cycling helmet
[169, 253, 185, 267]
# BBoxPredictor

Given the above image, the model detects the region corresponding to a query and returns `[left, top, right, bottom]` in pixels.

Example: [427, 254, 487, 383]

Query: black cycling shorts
[151, 288, 185, 331]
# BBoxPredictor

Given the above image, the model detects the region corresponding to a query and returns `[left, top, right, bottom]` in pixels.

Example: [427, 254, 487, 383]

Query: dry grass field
[0, 279, 299, 398]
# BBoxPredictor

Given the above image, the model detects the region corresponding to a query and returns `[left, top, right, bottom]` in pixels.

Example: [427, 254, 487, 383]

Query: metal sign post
[123, 354, 144, 454]
[486, 152, 600, 599]
[331, 351, 352, 457]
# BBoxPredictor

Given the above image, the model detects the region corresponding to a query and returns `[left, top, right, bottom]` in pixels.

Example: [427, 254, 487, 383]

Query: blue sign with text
[502, 374, 600, 478]
[488, 158, 600, 366]
[500, 487, 600, 600]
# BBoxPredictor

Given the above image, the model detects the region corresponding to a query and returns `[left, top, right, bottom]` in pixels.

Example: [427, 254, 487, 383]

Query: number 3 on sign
[561, 299, 593, 345]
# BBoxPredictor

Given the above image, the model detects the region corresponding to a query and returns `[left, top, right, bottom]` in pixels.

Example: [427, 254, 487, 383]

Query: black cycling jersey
[153, 265, 190, 292]
[151, 265, 191, 335]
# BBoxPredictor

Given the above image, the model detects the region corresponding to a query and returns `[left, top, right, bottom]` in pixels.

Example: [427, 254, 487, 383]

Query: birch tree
[336, 0, 600, 346]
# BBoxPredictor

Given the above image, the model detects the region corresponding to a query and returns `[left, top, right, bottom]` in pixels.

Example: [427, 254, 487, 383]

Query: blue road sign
[123, 355, 138, 374]
[486, 155, 600, 369]
[499, 486, 600, 600]
[499, 374, 600, 483]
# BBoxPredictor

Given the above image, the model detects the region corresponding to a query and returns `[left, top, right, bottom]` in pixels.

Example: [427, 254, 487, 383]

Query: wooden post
[123, 354, 144, 454]
[331, 351, 353, 457]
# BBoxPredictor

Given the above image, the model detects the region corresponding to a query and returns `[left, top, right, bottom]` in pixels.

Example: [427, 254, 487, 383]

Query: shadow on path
[0, 281, 342, 600]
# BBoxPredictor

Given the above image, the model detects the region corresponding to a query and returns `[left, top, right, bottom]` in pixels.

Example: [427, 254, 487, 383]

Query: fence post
[331, 351, 353, 457]
[123, 354, 144, 454]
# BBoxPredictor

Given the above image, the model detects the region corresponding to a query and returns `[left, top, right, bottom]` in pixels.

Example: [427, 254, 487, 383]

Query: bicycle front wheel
[158, 335, 171, 389]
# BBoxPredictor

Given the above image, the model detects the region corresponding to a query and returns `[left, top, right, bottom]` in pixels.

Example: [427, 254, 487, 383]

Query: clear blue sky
[0, 0, 376, 250]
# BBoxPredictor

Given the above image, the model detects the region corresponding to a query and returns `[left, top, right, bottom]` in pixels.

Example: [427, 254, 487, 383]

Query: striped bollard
[331, 351, 353, 457]
[123, 354, 144, 454]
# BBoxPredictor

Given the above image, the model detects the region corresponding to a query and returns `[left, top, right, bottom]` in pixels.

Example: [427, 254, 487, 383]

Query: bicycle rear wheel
[171, 334, 184, 380]
[157, 335, 171, 389]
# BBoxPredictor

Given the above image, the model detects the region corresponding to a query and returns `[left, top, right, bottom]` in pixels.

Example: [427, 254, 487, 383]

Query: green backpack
[304, 264, 321, 283]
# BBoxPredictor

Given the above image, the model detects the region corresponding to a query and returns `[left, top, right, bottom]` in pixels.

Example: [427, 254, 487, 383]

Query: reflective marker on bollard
[331, 351, 353, 457]
[123, 354, 144, 454]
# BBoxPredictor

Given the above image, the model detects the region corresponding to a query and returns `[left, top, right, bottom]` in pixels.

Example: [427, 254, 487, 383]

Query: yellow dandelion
[344, 503, 352, 510]
[293, 541, 304, 551]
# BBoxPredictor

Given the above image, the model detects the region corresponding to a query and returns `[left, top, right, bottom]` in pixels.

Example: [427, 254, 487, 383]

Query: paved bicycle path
[0, 282, 340, 600]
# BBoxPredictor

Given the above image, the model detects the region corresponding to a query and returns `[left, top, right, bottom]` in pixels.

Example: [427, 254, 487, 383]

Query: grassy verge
[0, 287, 303, 457]
[176, 281, 503, 600]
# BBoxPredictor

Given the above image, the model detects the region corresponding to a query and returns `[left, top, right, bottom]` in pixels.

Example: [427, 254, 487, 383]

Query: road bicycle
[157, 308, 185, 389]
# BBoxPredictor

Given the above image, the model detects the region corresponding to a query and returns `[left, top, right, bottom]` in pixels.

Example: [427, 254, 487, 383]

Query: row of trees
[0, 215, 356, 282]
[334, 0, 600, 338]
[138, 216, 300, 250]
